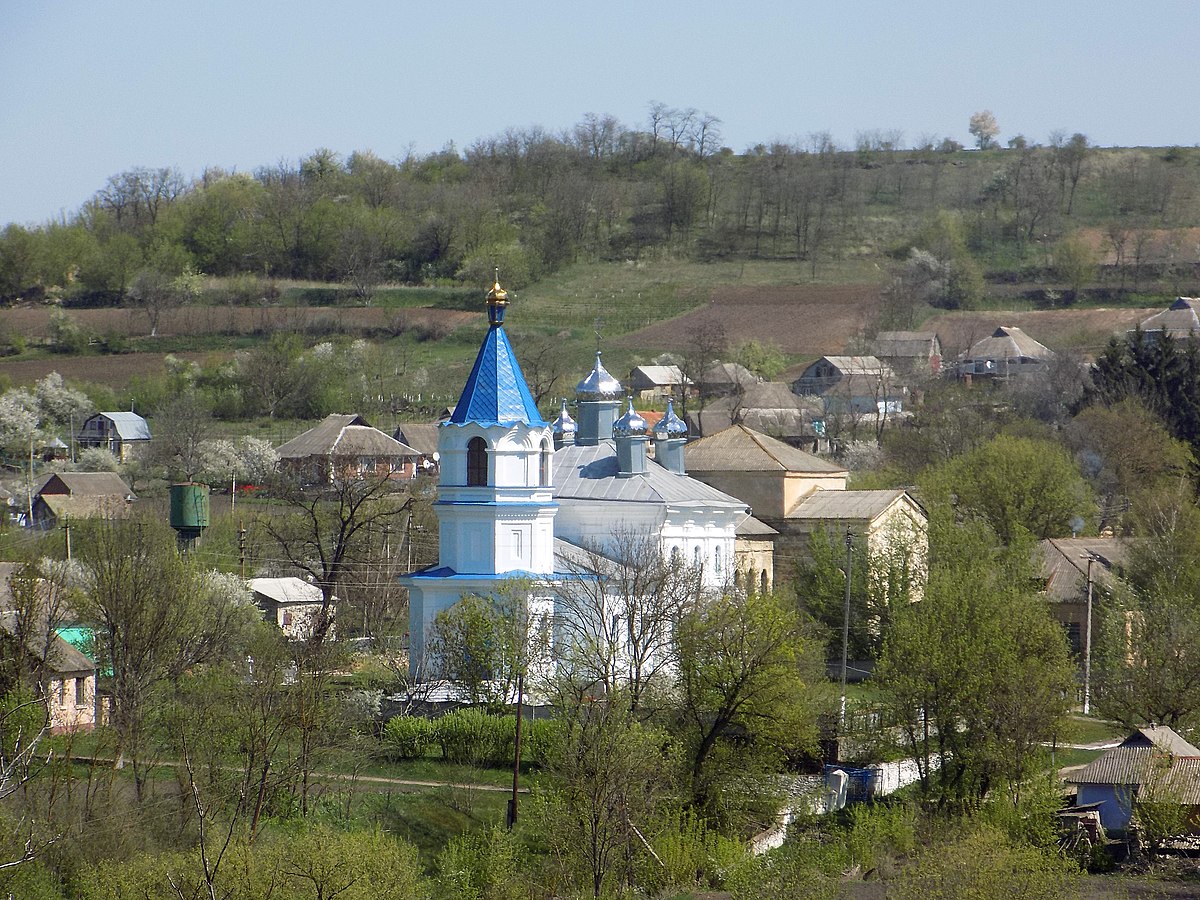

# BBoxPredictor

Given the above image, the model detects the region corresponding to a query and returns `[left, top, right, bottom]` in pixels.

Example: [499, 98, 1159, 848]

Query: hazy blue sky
[3, 0, 1199, 226]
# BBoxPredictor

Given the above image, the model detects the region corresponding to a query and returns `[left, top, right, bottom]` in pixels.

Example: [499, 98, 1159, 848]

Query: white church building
[402, 279, 750, 678]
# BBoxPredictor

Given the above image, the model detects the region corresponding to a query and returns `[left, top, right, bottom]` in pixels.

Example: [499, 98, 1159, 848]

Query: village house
[627, 365, 692, 402]
[76, 412, 151, 462]
[870, 331, 942, 376]
[956, 326, 1054, 381]
[1038, 537, 1126, 658]
[685, 424, 926, 585]
[31, 471, 136, 530]
[248, 576, 334, 641]
[0, 562, 98, 734]
[393, 422, 441, 476]
[697, 361, 760, 398]
[687, 382, 825, 449]
[276, 413, 421, 485]
[1066, 726, 1200, 833]
[793, 356, 905, 417]
[1134, 297, 1200, 342]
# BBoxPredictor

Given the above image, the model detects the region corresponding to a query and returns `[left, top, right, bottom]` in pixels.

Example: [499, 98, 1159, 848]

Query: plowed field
[617, 284, 884, 357]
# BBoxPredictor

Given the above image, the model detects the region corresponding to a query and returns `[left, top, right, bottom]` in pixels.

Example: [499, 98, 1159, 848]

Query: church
[402, 279, 753, 677]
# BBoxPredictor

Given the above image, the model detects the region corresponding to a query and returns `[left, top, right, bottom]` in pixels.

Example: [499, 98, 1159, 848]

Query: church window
[540, 439, 552, 486]
[467, 437, 487, 486]
[693, 546, 701, 569]
[714, 545, 723, 575]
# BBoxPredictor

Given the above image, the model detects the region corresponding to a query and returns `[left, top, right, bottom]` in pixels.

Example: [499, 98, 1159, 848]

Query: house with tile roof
[277, 414, 421, 485]
[76, 412, 151, 462]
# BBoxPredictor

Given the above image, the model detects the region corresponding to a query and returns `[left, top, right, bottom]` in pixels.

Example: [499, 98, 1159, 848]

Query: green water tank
[169, 482, 210, 533]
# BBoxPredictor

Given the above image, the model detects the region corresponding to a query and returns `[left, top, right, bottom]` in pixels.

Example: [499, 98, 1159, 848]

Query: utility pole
[239, 522, 247, 580]
[508, 671, 524, 830]
[840, 529, 853, 731]
[64, 517, 71, 561]
[1082, 552, 1097, 715]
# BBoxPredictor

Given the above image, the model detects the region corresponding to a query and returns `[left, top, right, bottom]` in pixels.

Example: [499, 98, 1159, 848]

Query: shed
[1066, 726, 1200, 832]
[248, 576, 334, 641]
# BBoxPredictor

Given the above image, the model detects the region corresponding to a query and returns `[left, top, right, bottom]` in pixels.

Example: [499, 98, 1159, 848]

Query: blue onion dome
[575, 351, 623, 399]
[613, 397, 648, 437]
[653, 399, 688, 437]
[552, 399, 577, 435]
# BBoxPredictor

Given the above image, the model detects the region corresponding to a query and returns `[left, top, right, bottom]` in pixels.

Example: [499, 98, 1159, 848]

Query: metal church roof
[449, 321, 546, 428]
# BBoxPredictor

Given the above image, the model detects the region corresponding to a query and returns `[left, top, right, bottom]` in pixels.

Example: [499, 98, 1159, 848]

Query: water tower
[169, 482, 210, 548]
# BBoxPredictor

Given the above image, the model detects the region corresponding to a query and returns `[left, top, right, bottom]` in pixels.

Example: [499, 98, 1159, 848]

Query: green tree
[1095, 487, 1200, 729]
[74, 518, 258, 801]
[425, 587, 533, 708]
[1053, 231, 1097, 303]
[919, 434, 1094, 544]
[675, 589, 826, 825]
[876, 523, 1074, 803]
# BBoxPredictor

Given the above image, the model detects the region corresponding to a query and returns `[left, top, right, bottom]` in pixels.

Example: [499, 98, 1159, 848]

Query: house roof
[1038, 537, 1127, 603]
[248, 576, 325, 606]
[448, 322, 545, 428]
[277, 415, 418, 460]
[38, 494, 132, 520]
[787, 488, 912, 521]
[808, 356, 889, 376]
[554, 442, 748, 510]
[87, 412, 151, 441]
[686, 425, 847, 475]
[393, 423, 440, 457]
[1067, 727, 1200, 797]
[872, 331, 940, 358]
[35, 472, 135, 499]
[690, 386, 822, 440]
[737, 514, 778, 537]
[0, 611, 93, 675]
[700, 361, 759, 387]
[1138, 297, 1200, 338]
[960, 326, 1054, 362]
[629, 365, 689, 388]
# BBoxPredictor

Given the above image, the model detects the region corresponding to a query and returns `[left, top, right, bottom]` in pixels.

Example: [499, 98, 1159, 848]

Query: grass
[1053, 747, 1104, 769]
[1064, 715, 1126, 746]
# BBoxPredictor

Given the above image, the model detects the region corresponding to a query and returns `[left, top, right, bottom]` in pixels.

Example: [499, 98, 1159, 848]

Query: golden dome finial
[486, 267, 509, 325]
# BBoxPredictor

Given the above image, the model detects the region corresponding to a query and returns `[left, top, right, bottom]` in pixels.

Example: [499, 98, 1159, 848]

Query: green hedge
[381, 715, 436, 760]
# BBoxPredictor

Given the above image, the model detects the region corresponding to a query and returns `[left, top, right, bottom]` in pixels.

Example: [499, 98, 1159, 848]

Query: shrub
[382, 715, 435, 760]
[436, 708, 514, 767]
[524, 717, 565, 768]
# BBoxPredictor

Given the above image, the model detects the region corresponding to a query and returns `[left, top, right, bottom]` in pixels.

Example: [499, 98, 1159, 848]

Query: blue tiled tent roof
[448, 324, 546, 427]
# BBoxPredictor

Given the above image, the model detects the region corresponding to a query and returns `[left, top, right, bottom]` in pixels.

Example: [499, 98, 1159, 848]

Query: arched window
[760, 570, 768, 595]
[714, 545, 723, 576]
[693, 546, 701, 569]
[466, 437, 488, 486]
[540, 439, 552, 487]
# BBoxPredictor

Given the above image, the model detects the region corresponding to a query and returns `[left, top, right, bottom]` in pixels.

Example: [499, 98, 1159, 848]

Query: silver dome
[552, 399, 578, 434]
[575, 352, 623, 399]
[613, 397, 648, 437]
[653, 399, 688, 436]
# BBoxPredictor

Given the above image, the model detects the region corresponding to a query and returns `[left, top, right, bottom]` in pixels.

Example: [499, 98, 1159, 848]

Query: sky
[3, 0, 1200, 227]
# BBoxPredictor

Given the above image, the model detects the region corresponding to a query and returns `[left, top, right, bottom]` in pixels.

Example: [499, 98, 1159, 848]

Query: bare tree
[256, 472, 413, 649]
[553, 530, 701, 714]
